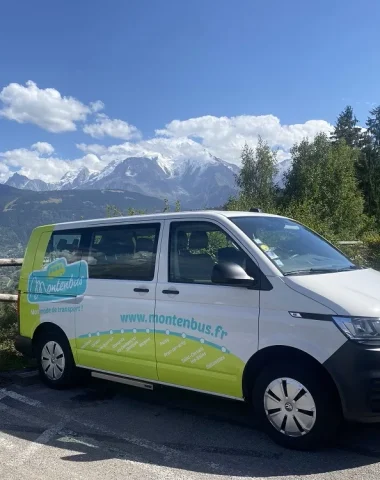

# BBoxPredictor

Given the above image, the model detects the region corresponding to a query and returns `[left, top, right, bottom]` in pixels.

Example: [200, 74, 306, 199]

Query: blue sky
[0, 0, 379, 182]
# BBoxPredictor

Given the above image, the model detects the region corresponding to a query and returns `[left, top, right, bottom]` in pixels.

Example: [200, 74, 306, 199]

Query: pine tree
[356, 106, 380, 222]
[367, 106, 380, 148]
[331, 105, 362, 148]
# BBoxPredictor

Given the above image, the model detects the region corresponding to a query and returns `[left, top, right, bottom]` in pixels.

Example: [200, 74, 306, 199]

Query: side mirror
[212, 262, 255, 288]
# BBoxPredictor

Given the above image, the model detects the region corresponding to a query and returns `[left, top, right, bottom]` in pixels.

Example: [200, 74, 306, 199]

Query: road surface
[0, 372, 380, 479]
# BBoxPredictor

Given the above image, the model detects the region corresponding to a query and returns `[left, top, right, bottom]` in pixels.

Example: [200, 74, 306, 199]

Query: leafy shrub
[0, 303, 17, 331]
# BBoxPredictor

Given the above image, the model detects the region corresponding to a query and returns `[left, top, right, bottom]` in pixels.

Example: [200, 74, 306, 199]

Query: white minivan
[15, 210, 380, 450]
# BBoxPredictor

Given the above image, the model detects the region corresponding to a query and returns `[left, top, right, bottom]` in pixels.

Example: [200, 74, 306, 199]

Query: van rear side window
[44, 231, 83, 266]
[86, 223, 160, 281]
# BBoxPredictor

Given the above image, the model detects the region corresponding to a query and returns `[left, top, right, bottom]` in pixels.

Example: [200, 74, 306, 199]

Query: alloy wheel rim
[264, 377, 316, 437]
[41, 341, 65, 381]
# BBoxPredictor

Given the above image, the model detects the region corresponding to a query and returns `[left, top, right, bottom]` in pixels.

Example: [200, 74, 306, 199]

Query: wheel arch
[242, 345, 342, 408]
[32, 322, 70, 355]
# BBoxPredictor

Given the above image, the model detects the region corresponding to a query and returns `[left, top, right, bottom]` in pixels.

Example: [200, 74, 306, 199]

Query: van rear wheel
[36, 330, 77, 389]
[253, 362, 341, 450]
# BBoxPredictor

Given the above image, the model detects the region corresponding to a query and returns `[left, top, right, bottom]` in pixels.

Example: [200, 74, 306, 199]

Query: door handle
[134, 288, 149, 293]
[162, 289, 179, 295]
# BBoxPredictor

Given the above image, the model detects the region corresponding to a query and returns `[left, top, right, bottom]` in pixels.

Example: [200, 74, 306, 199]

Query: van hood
[284, 268, 380, 317]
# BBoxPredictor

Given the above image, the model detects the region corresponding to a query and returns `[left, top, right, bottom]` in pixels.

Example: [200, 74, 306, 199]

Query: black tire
[252, 362, 342, 450]
[36, 329, 77, 389]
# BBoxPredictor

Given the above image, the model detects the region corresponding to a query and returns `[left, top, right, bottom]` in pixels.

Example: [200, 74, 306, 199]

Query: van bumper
[324, 341, 380, 423]
[14, 335, 34, 357]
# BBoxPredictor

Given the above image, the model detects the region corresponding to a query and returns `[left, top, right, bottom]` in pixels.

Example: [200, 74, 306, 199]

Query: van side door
[154, 218, 262, 398]
[75, 221, 162, 381]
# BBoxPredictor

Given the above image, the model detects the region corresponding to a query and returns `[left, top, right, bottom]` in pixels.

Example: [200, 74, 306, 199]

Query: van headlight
[333, 316, 380, 342]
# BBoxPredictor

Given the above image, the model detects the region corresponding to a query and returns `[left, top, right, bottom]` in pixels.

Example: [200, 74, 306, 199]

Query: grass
[0, 304, 36, 372]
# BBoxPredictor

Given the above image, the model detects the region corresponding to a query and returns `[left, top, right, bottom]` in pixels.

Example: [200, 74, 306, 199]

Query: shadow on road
[1, 376, 380, 477]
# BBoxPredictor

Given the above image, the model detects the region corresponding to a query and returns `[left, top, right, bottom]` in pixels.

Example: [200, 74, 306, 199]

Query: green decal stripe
[79, 329, 230, 353]
[19, 224, 54, 339]
[76, 331, 244, 397]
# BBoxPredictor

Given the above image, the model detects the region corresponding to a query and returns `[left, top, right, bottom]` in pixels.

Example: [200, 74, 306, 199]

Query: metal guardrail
[0, 258, 24, 266]
[336, 241, 363, 246]
[0, 294, 18, 302]
[0, 258, 23, 303]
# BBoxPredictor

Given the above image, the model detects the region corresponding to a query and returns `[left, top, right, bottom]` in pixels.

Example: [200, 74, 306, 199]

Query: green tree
[174, 199, 181, 212]
[105, 204, 146, 217]
[356, 106, 380, 222]
[283, 134, 365, 238]
[105, 204, 123, 217]
[367, 106, 380, 147]
[235, 137, 278, 210]
[163, 198, 170, 212]
[283, 133, 330, 203]
[331, 105, 362, 148]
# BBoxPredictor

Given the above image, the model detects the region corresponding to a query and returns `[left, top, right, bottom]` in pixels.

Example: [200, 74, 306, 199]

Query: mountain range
[5, 154, 240, 209]
[0, 154, 291, 257]
[4, 154, 291, 208]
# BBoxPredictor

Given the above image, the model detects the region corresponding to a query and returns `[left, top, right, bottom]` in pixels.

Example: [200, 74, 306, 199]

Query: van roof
[51, 210, 284, 230]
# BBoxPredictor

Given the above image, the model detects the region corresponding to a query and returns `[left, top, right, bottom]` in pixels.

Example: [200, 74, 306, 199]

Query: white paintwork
[155, 218, 260, 393]
[285, 268, 380, 317]
[259, 277, 347, 363]
[75, 216, 164, 380]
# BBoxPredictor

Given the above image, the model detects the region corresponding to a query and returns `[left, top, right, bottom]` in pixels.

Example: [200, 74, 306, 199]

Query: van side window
[169, 221, 258, 285]
[44, 231, 83, 266]
[86, 223, 160, 281]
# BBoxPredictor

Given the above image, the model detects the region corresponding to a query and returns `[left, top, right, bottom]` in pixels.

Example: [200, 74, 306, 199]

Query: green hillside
[0, 185, 164, 257]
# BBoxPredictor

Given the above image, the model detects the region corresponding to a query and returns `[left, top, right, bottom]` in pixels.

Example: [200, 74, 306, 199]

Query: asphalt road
[1, 372, 380, 480]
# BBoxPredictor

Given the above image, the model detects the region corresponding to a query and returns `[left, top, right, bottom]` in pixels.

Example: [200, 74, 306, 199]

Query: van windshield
[230, 216, 359, 276]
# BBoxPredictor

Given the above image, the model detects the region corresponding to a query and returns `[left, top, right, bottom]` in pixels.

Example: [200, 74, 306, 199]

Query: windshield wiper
[284, 265, 360, 276]
[333, 265, 362, 271]
[283, 268, 334, 276]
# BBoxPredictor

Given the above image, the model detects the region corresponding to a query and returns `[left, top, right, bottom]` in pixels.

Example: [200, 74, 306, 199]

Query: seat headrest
[189, 231, 208, 250]
[218, 247, 245, 267]
[136, 237, 154, 253]
[177, 231, 188, 250]
[56, 239, 68, 250]
[98, 232, 135, 255]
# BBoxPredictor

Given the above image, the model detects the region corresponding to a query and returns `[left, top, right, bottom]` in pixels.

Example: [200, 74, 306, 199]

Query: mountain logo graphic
[27, 257, 88, 304]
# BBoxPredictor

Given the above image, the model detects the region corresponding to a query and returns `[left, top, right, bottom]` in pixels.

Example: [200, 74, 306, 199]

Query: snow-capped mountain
[274, 158, 292, 187]
[58, 167, 91, 190]
[4, 155, 292, 208]
[5, 173, 30, 189]
[5, 172, 54, 191]
[5, 155, 240, 208]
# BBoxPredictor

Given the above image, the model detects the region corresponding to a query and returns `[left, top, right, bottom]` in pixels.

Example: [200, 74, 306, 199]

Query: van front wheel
[253, 362, 341, 450]
[36, 331, 76, 389]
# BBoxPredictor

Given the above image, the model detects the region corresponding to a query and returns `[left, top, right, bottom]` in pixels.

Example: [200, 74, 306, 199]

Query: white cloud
[83, 113, 141, 140]
[0, 146, 71, 183]
[77, 114, 332, 170]
[1, 142, 104, 184]
[1, 112, 334, 184]
[70, 153, 103, 172]
[77, 137, 210, 171]
[0, 81, 101, 133]
[90, 100, 105, 113]
[156, 114, 333, 164]
[31, 142, 55, 155]
[0, 162, 10, 183]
